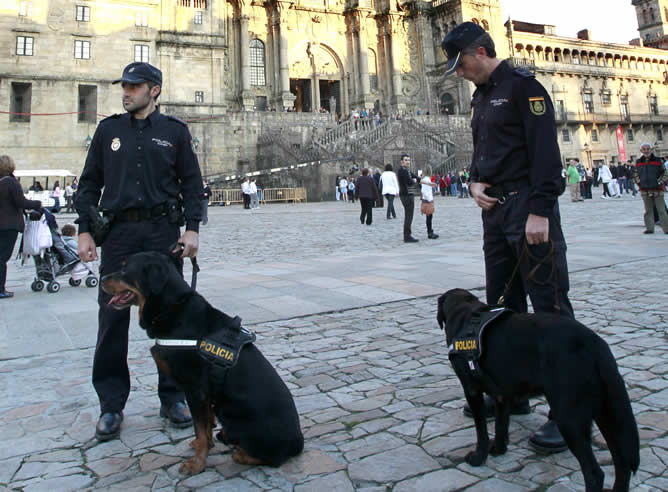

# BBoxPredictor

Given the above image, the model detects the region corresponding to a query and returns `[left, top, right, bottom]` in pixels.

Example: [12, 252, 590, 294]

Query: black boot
[95, 412, 123, 441]
[528, 419, 568, 454]
[428, 232, 439, 239]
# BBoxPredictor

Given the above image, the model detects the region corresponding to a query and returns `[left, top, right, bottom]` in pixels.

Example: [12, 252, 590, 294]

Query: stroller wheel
[69, 278, 82, 287]
[31, 280, 45, 292]
[46, 281, 61, 293]
[85, 276, 99, 288]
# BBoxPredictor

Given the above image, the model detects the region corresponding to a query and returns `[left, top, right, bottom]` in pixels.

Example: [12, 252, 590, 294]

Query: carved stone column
[265, 8, 275, 101]
[390, 16, 404, 110]
[313, 72, 321, 111]
[239, 15, 254, 110]
[276, 2, 295, 110]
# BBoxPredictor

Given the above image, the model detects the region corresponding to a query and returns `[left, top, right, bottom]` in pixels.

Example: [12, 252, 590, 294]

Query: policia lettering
[454, 339, 477, 351]
[199, 339, 235, 362]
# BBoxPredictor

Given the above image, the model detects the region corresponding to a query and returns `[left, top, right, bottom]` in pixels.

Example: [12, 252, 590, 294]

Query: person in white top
[379, 164, 399, 219]
[420, 176, 439, 239]
[598, 163, 613, 198]
[249, 178, 259, 209]
[339, 177, 348, 202]
[241, 177, 252, 209]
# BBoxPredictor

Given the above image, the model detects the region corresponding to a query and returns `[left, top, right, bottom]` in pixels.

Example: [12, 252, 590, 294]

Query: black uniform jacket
[470, 61, 562, 217]
[75, 108, 203, 233]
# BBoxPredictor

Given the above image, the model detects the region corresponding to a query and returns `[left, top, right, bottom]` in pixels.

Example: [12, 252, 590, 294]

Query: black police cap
[442, 22, 486, 77]
[112, 62, 162, 86]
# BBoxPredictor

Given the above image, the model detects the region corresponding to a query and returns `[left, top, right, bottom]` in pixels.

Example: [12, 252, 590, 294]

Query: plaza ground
[0, 191, 666, 491]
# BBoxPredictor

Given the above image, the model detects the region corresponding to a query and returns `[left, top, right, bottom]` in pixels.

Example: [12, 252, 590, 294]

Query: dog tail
[598, 341, 640, 474]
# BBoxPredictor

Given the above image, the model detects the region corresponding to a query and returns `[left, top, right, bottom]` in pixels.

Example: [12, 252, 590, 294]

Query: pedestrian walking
[380, 164, 399, 219]
[397, 154, 419, 242]
[355, 168, 380, 225]
[250, 178, 260, 209]
[0, 155, 42, 299]
[339, 177, 348, 202]
[598, 162, 613, 198]
[75, 61, 203, 442]
[201, 180, 211, 225]
[634, 143, 668, 234]
[65, 182, 75, 213]
[444, 21, 574, 453]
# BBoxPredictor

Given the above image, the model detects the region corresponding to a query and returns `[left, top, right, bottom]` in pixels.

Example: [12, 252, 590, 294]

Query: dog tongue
[108, 294, 123, 306]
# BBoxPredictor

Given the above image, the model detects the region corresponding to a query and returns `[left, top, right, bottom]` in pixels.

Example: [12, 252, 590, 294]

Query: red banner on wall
[616, 126, 627, 163]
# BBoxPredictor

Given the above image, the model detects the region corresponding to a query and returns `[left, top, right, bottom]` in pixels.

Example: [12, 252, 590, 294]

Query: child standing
[420, 176, 439, 239]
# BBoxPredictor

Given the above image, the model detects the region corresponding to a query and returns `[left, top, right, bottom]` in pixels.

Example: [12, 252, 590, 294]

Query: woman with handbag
[0, 155, 42, 299]
[420, 176, 439, 239]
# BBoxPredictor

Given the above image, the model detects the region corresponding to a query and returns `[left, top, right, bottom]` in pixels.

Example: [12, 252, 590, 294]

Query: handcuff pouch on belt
[198, 315, 256, 370]
[448, 308, 511, 393]
[87, 205, 114, 246]
[167, 199, 185, 226]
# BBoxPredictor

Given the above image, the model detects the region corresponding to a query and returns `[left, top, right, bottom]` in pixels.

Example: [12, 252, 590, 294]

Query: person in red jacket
[634, 143, 668, 234]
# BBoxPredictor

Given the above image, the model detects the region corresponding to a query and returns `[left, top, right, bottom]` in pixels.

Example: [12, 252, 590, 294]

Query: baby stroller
[25, 209, 98, 293]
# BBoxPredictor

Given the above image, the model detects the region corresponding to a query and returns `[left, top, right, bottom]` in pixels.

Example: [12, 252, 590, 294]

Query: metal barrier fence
[210, 187, 307, 205]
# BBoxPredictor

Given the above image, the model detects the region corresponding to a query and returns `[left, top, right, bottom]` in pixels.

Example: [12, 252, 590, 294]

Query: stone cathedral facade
[3, 0, 668, 185]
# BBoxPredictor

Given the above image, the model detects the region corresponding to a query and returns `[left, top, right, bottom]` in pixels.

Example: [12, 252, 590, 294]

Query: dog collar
[155, 338, 198, 347]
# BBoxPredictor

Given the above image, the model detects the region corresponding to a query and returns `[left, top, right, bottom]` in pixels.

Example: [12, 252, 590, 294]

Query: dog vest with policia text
[198, 316, 256, 369]
[448, 307, 511, 392]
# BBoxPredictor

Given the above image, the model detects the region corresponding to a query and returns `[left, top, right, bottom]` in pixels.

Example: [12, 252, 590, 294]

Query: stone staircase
[259, 115, 461, 174]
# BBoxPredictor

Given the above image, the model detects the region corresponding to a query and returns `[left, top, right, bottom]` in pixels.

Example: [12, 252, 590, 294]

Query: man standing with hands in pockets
[443, 22, 574, 453]
[75, 62, 203, 442]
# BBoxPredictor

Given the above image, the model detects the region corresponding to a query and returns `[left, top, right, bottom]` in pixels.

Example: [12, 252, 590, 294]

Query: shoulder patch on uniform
[166, 115, 188, 127]
[513, 67, 535, 79]
[529, 97, 546, 116]
[100, 113, 121, 122]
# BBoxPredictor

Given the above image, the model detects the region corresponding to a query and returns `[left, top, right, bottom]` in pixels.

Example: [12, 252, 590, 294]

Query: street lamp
[583, 142, 591, 167]
[85, 135, 92, 149]
[192, 137, 200, 151]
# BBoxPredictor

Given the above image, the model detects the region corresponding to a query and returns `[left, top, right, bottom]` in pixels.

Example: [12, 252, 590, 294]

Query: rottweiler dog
[101, 252, 304, 475]
[437, 289, 639, 492]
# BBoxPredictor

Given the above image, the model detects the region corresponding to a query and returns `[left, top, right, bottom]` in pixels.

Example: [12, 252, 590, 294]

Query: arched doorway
[289, 42, 344, 115]
[440, 93, 456, 115]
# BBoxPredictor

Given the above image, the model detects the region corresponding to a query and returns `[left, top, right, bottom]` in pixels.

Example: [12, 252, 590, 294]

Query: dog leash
[169, 242, 200, 290]
[497, 238, 560, 313]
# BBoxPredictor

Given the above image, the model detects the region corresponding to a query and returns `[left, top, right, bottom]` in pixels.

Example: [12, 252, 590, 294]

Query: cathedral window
[440, 93, 455, 114]
[178, 0, 208, 9]
[194, 11, 203, 24]
[74, 40, 90, 59]
[10, 82, 32, 123]
[195, 91, 204, 103]
[78, 85, 97, 123]
[16, 36, 33, 56]
[76, 5, 90, 22]
[134, 44, 149, 62]
[561, 128, 570, 143]
[250, 39, 266, 86]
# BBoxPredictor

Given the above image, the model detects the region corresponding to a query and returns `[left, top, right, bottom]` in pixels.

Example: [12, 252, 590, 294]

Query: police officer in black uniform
[75, 62, 203, 441]
[442, 22, 574, 454]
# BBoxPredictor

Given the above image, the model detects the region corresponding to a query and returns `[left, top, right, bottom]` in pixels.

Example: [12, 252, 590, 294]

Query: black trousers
[399, 195, 415, 239]
[0, 230, 19, 292]
[359, 198, 374, 225]
[426, 214, 433, 234]
[481, 190, 574, 318]
[385, 194, 396, 219]
[94, 216, 184, 414]
[243, 194, 250, 209]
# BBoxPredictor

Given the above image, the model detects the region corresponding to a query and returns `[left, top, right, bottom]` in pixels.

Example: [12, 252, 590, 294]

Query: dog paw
[179, 457, 205, 475]
[232, 449, 263, 466]
[489, 439, 507, 456]
[465, 450, 486, 467]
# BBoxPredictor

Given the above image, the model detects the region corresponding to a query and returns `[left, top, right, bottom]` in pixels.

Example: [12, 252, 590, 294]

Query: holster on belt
[88, 205, 114, 246]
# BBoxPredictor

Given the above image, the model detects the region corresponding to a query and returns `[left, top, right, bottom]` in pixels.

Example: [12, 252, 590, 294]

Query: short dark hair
[463, 33, 496, 58]
[147, 81, 161, 101]
[362, 168, 370, 176]
[400, 154, 410, 161]
[385, 163, 393, 171]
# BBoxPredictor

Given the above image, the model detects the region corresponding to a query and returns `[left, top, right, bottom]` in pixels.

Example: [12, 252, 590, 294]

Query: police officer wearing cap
[442, 22, 575, 454]
[75, 62, 203, 441]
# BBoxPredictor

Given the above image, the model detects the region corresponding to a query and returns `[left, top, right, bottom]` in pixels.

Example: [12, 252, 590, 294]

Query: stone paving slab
[0, 193, 667, 490]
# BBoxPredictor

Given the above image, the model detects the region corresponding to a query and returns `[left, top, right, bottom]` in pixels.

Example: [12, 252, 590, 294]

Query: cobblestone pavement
[1, 192, 667, 491]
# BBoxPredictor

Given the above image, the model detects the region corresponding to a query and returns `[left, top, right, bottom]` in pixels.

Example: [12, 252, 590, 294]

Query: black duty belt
[486, 179, 529, 202]
[111, 203, 168, 223]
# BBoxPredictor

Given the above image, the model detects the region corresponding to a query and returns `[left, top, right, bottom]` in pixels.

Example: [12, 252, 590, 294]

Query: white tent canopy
[14, 169, 77, 178]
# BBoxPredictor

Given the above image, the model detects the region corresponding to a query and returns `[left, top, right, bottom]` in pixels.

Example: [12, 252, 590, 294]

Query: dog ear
[437, 293, 447, 330]
[145, 261, 169, 296]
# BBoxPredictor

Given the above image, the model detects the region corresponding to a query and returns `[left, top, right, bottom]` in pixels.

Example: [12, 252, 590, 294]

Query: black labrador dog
[437, 288, 639, 492]
[102, 252, 303, 474]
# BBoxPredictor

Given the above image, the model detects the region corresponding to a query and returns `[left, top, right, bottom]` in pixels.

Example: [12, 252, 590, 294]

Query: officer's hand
[470, 182, 497, 210]
[525, 214, 549, 245]
[78, 232, 98, 262]
[175, 230, 199, 258]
